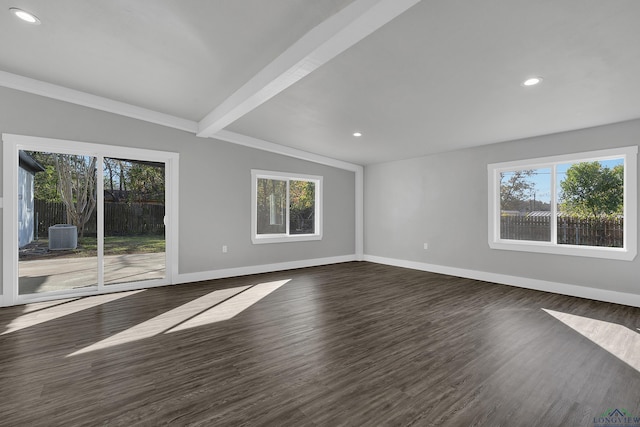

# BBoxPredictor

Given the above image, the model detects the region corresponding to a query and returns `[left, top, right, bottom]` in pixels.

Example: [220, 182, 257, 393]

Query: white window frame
[251, 170, 322, 244]
[488, 146, 637, 260]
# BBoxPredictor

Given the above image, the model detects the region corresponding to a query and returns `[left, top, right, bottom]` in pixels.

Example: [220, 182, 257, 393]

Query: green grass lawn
[21, 235, 166, 259]
[78, 235, 166, 256]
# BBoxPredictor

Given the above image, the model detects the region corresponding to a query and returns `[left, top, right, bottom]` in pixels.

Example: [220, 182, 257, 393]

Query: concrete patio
[18, 252, 166, 294]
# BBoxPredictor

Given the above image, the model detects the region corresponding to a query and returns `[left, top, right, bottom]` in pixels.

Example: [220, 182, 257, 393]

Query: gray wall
[0, 87, 356, 295]
[365, 119, 640, 296]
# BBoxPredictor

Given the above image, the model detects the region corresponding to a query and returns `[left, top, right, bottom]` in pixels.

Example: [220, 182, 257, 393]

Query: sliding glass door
[18, 151, 99, 295]
[3, 134, 177, 305]
[103, 157, 166, 286]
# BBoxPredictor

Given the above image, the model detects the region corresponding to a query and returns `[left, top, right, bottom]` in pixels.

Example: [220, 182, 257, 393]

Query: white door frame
[2, 134, 179, 306]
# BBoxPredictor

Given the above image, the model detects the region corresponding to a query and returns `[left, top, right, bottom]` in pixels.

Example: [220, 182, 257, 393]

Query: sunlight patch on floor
[165, 279, 290, 333]
[68, 286, 249, 356]
[21, 297, 81, 314]
[67, 279, 290, 356]
[543, 308, 640, 372]
[2, 290, 145, 335]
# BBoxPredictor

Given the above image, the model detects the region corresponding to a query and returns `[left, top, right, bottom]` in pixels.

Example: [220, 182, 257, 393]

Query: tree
[289, 180, 315, 232]
[256, 178, 286, 234]
[28, 151, 61, 202]
[500, 170, 535, 211]
[54, 154, 97, 238]
[127, 162, 165, 203]
[559, 162, 623, 219]
[103, 159, 164, 203]
[103, 158, 125, 201]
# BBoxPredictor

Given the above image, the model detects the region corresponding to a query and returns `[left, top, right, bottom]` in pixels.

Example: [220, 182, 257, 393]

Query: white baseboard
[363, 255, 640, 308]
[176, 254, 357, 285]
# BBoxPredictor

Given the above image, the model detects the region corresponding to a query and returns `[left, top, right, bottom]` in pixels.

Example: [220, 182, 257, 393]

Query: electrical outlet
[222, 245, 228, 253]
[423, 243, 428, 250]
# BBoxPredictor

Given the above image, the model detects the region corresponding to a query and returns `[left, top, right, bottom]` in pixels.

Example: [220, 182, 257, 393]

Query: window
[488, 146, 637, 260]
[251, 170, 322, 243]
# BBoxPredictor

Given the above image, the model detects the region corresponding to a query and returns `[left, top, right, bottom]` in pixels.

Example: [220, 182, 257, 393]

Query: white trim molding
[0, 70, 198, 133]
[176, 255, 357, 285]
[214, 130, 362, 172]
[363, 255, 640, 308]
[0, 71, 364, 173]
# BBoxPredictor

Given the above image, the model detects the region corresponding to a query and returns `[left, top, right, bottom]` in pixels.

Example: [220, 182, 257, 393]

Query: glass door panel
[18, 151, 98, 295]
[103, 157, 166, 285]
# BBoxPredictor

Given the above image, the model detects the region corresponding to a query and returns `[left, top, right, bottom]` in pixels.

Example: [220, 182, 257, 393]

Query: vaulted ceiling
[2, 0, 640, 165]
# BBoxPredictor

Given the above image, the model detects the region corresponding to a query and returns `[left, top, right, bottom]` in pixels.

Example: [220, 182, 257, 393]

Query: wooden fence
[34, 199, 165, 237]
[500, 215, 623, 247]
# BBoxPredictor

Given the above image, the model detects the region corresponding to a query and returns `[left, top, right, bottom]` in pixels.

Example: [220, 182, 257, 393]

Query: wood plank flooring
[0, 261, 639, 426]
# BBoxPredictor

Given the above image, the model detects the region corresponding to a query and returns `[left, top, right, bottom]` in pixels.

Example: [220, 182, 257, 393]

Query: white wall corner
[355, 165, 364, 260]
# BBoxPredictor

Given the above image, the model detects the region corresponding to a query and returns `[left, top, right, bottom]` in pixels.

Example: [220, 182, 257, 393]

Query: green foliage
[103, 159, 165, 203]
[255, 178, 315, 234]
[28, 152, 61, 202]
[289, 180, 315, 233]
[289, 180, 315, 215]
[34, 165, 61, 202]
[127, 163, 165, 203]
[256, 178, 286, 233]
[559, 162, 623, 219]
[27, 151, 99, 236]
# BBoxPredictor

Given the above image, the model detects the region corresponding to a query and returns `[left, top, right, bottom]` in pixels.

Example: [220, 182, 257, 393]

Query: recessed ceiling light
[353, 132, 362, 137]
[522, 77, 543, 87]
[9, 7, 41, 25]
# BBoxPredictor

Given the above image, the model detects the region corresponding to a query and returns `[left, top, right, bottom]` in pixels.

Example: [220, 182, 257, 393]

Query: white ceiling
[2, 0, 640, 165]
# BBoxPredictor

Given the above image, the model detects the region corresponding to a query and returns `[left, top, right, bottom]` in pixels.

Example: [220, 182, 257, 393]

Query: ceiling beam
[0, 69, 362, 172]
[197, 0, 422, 138]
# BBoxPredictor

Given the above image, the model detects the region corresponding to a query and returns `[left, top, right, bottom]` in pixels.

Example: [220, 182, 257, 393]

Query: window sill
[252, 233, 322, 244]
[489, 240, 636, 261]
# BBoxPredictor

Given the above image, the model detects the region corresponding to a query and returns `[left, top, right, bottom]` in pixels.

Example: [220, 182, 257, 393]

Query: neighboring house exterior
[18, 151, 45, 248]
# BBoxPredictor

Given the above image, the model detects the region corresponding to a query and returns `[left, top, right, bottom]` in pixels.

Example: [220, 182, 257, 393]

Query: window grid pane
[499, 168, 551, 242]
[289, 180, 315, 235]
[556, 159, 624, 248]
[257, 178, 286, 235]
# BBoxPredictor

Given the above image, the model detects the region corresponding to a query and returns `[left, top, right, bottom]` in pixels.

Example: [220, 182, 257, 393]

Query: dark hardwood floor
[0, 262, 639, 426]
